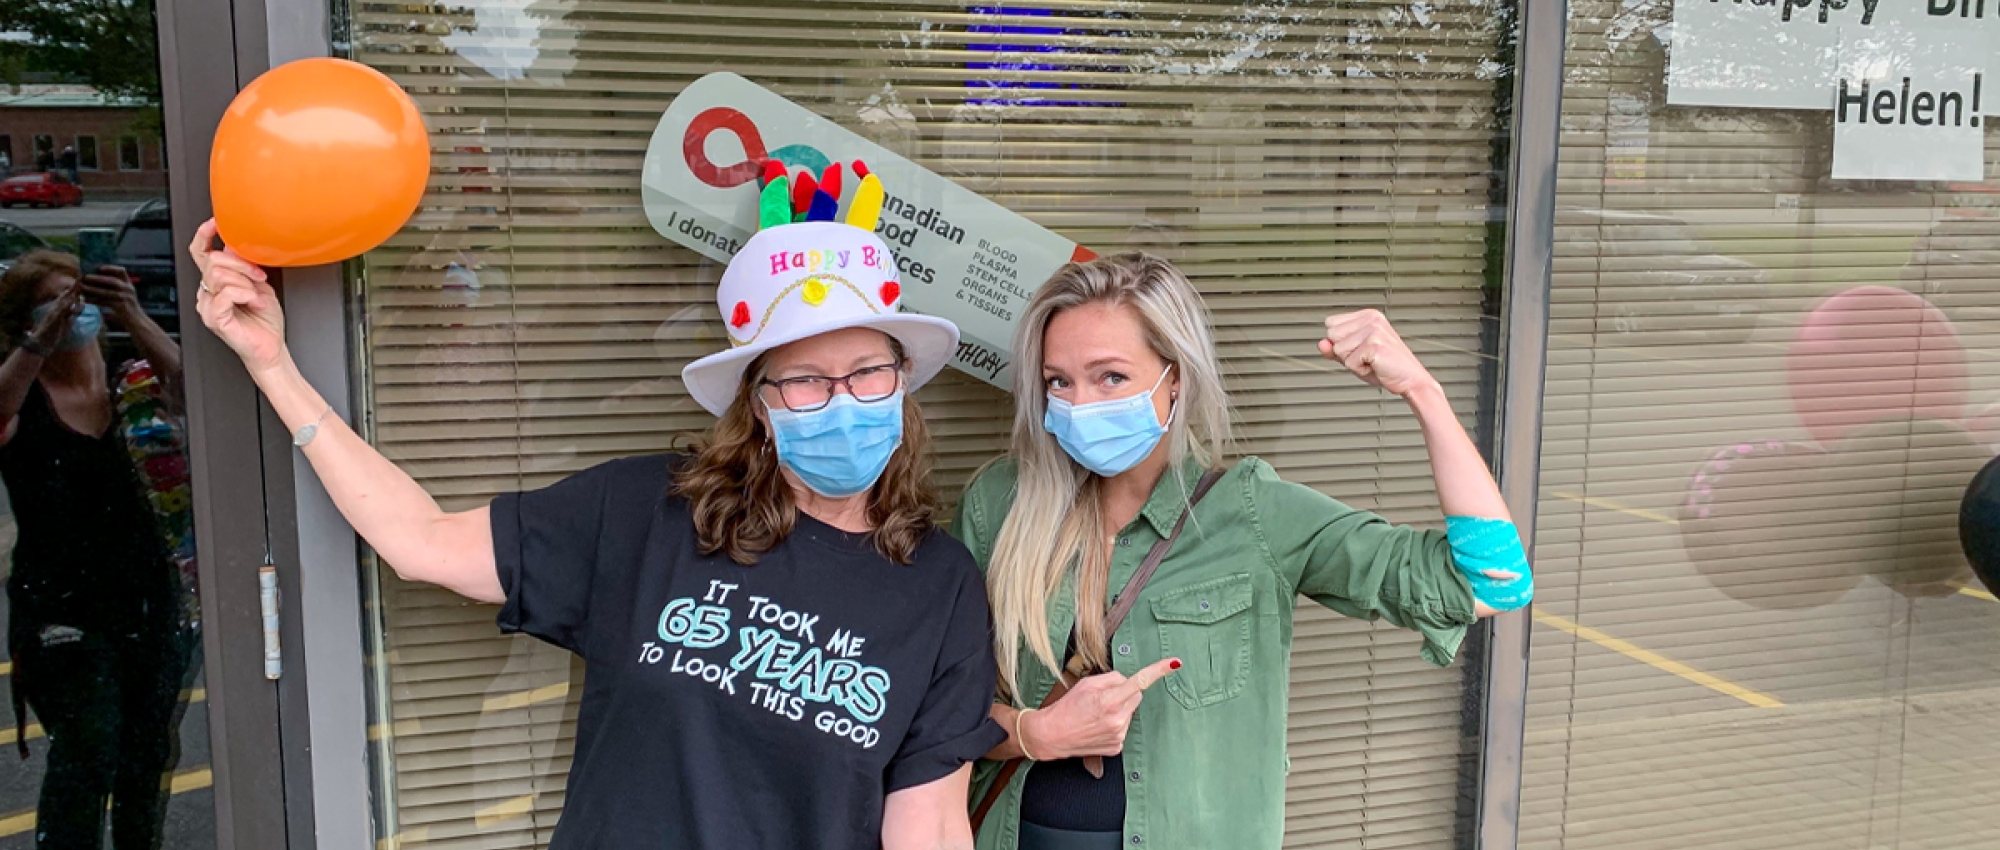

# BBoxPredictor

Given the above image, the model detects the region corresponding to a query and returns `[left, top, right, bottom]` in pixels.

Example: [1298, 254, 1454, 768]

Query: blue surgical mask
[1044, 365, 1176, 478]
[767, 391, 905, 498]
[29, 302, 103, 351]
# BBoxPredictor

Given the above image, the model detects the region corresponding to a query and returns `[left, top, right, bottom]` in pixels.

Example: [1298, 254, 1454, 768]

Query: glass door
[0, 0, 306, 845]
[0, 14, 215, 848]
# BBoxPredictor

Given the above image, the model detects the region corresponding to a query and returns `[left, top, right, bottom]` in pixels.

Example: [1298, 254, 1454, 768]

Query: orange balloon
[210, 57, 429, 267]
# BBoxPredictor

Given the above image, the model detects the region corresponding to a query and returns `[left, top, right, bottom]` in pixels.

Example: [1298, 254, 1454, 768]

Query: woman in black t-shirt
[186, 163, 1006, 850]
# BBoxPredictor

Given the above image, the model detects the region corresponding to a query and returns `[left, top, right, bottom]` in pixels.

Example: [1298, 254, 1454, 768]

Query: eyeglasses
[758, 363, 902, 412]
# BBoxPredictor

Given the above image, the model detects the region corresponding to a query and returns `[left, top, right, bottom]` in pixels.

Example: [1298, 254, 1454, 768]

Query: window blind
[347, 2, 1518, 847]
[1524, 0, 2000, 846]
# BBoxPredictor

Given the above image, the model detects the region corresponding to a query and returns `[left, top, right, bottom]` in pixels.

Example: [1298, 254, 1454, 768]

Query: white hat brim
[681, 312, 961, 416]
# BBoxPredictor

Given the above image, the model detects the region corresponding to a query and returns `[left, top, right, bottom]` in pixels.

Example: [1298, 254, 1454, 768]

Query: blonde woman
[953, 253, 1532, 850]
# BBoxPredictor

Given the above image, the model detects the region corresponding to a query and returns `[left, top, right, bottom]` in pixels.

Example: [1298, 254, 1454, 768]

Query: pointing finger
[1111, 657, 1181, 701]
[1116, 689, 1145, 718]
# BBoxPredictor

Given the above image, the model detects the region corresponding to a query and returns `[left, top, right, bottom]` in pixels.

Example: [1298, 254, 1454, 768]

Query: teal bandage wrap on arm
[1445, 516, 1533, 611]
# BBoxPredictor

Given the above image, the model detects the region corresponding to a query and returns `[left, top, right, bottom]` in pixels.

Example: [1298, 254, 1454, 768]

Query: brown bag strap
[1101, 468, 1223, 642]
[971, 468, 1225, 832]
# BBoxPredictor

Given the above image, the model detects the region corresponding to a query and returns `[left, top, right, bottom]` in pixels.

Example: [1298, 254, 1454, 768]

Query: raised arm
[1319, 309, 1531, 617]
[83, 265, 184, 410]
[0, 281, 82, 444]
[190, 219, 501, 602]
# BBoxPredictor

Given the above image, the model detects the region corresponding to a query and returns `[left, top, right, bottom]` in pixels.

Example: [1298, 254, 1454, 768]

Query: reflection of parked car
[1560, 208, 1768, 345]
[0, 220, 49, 272]
[0, 172, 83, 208]
[114, 199, 179, 338]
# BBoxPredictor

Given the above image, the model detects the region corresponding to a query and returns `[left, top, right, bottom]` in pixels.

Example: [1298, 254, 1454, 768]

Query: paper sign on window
[1830, 27, 1987, 180]
[1667, 0, 1996, 180]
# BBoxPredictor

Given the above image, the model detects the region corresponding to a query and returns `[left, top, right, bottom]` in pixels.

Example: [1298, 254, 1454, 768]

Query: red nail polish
[1169, 659, 1182, 670]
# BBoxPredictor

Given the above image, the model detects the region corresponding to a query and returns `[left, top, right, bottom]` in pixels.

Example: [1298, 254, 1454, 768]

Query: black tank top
[0, 380, 179, 646]
[1021, 753, 1128, 831]
[1020, 633, 1129, 832]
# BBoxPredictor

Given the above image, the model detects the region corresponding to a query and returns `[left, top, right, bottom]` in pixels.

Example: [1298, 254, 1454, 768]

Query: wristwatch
[15, 334, 50, 359]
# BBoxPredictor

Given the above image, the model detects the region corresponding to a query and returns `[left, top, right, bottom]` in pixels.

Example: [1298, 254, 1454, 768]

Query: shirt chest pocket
[1150, 573, 1254, 710]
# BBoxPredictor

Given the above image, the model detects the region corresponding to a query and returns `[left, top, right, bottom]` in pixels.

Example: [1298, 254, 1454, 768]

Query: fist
[1318, 310, 1436, 397]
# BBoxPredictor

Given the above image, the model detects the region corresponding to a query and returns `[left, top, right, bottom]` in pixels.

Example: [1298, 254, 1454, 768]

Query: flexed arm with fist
[1320, 309, 1527, 616]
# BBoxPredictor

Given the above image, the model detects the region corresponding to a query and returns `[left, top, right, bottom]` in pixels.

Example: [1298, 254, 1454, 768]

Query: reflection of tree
[1, 0, 164, 136]
[1576, 0, 1830, 183]
[0, 0, 161, 100]
[437, 0, 579, 83]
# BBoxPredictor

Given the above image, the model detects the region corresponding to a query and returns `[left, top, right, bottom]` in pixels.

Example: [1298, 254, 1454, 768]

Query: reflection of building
[0, 85, 166, 192]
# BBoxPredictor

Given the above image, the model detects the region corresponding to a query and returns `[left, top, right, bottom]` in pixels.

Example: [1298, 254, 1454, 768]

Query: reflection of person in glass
[0, 250, 192, 850]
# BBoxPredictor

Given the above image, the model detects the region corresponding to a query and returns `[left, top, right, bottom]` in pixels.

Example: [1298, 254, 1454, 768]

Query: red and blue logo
[683, 106, 833, 189]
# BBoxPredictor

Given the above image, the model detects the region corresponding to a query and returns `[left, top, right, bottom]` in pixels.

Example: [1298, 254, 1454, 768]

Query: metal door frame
[155, 0, 372, 844]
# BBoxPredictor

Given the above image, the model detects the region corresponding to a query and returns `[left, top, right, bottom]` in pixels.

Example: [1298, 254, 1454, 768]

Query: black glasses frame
[757, 362, 903, 412]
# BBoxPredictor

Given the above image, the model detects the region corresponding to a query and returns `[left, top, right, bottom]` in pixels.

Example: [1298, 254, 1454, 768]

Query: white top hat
[681, 221, 958, 416]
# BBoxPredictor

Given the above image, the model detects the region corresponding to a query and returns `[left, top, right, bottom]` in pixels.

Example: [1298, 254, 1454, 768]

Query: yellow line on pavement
[1548, 490, 1681, 526]
[480, 682, 570, 714]
[378, 826, 430, 849]
[171, 768, 213, 794]
[370, 682, 571, 743]
[474, 793, 536, 827]
[0, 809, 31, 839]
[0, 768, 212, 838]
[1534, 611, 1784, 708]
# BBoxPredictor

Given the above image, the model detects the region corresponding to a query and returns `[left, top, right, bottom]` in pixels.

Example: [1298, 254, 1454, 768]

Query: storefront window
[0, 6, 208, 846]
[342, 0, 1525, 846]
[1524, 0, 2000, 844]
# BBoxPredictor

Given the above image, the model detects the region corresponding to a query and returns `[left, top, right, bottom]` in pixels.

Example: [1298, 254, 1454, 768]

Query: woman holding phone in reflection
[0, 250, 193, 850]
[953, 253, 1535, 850]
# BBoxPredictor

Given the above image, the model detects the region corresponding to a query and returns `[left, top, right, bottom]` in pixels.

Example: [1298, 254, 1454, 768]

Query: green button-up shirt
[952, 456, 1477, 850]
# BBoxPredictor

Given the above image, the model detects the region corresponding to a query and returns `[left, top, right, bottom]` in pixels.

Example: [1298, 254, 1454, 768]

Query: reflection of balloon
[1786, 287, 1966, 446]
[1959, 454, 2000, 595]
[1681, 439, 1865, 609]
[1825, 418, 1984, 598]
[210, 57, 430, 267]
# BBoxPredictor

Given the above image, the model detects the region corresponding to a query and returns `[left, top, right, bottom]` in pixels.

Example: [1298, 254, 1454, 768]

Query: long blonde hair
[987, 253, 1232, 700]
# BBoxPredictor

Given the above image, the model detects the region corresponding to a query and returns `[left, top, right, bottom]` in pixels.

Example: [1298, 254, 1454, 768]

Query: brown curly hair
[671, 341, 943, 566]
[0, 249, 81, 342]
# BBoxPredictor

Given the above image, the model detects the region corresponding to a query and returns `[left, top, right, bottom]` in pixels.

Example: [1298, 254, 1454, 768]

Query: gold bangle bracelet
[1015, 707, 1039, 762]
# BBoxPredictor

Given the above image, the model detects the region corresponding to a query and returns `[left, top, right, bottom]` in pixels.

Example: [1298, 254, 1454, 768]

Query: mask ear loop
[1159, 363, 1179, 431]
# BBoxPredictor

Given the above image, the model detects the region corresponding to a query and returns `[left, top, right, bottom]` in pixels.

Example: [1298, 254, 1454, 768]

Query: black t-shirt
[490, 454, 1006, 849]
